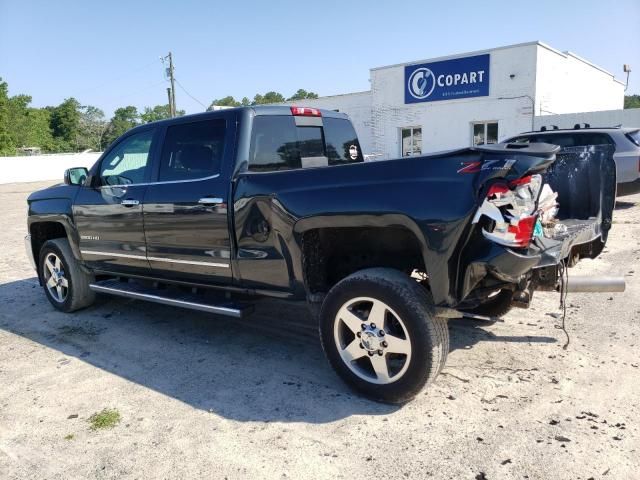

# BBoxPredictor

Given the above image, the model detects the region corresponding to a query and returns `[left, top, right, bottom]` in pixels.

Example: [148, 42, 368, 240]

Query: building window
[401, 127, 422, 156]
[472, 122, 498, 146]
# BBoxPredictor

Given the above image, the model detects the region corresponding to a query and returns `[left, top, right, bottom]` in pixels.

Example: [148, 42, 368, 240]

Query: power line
[75, 59, 161, 95]
[174, 77, 208, 109]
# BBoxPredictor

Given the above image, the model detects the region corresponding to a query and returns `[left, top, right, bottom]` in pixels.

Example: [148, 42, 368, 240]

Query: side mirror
[64, 167, 89, 186]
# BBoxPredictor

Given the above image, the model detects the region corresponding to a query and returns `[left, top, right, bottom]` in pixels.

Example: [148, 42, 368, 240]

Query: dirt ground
[1, 181, 638, 480]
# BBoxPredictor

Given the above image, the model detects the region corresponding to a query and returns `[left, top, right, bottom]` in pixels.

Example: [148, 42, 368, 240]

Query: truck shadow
[447, 318, 556, 352]
[1, 277, 555, 423]
[614, 200, 637, 210]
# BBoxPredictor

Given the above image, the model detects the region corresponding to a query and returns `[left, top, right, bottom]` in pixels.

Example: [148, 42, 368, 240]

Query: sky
[1, 0, 639, 118]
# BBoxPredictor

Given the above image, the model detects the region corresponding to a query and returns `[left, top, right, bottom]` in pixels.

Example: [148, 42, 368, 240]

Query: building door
[472, 122, 499, 146]
[401, 127, 422, 156]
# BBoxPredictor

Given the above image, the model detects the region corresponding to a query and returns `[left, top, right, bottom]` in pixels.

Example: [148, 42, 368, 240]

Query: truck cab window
[323, 118, 363, 165]
[249, 115, 364, 172]
[158, 119, 226, 182]
[249, 116, 301, 171]
[99, 129, 154, 186]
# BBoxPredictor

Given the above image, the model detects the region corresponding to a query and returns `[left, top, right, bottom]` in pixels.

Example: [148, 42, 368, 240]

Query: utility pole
[162, 52, 177, 117]
[168, 52, 176, 117]
[166, 87, 173, 117]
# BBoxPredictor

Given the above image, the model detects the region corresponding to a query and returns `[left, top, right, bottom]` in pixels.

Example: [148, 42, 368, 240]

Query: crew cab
[25, 106, 623, 403]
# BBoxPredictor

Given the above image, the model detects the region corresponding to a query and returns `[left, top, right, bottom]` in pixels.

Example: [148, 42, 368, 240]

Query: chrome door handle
[121, 199, 140, 207]
[198, 197, 224, 205]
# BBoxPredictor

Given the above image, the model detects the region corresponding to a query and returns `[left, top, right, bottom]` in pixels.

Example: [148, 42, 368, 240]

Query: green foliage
[208, 96, 242, 109]
[103, 106, 139, 147]
[50, 98, 81, 148]
[252, 91, 285, 105]
[625, 95, 640, 109]
[141, 104, 185, 123]
[0, 78, 57, 155]
[0, 77, 324, 156]
[77, 105, 107, 151]
[208, 89, 317, 111]
[0, 79, 12, 155]
[287, 89, 319, 101]
[88, 408, 121, 430]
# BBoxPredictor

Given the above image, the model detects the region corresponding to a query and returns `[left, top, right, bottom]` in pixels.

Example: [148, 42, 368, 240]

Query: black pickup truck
[25, 106, 621, 403]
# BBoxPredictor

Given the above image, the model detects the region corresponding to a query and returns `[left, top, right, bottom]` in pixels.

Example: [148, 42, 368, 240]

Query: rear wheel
[319, 268, 449, 404]
[39, 238, 95, 312]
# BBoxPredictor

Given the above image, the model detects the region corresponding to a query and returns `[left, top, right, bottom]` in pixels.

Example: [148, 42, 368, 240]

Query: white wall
[283, 91, 374, 156]
[533, 108, 640, 130]
[0, 152, 101, 184]
[369, 43, 539, 158]
[535, 45, 624, 115]
[281, 42, 626, 160]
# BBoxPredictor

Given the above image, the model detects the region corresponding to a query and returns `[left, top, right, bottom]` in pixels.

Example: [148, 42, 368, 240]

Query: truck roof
[132, 105, 349, 132]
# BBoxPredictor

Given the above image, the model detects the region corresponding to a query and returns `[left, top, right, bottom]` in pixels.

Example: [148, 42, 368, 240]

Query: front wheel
[319, 268, 449, 404]
[39, 238, 95, 312]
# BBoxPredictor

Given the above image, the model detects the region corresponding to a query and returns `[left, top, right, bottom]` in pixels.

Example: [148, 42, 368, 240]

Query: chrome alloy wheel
[333, 297, 412, 384]
[43, 253, 68, 303]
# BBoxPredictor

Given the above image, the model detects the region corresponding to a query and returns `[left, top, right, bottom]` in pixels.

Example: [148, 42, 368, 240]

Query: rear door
[142, 113, 236, 284]
[74, 127, 158, 274]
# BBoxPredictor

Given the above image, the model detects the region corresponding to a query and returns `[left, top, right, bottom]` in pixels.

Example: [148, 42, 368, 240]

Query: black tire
[461, 289, 513, 319]
[39, 238, 95, 312]
[319, 268, 449, 404]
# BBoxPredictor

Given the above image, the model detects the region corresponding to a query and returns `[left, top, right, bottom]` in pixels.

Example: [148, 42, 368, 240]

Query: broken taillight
[507, 215, 537, 247]
[473, 174, 545, 249]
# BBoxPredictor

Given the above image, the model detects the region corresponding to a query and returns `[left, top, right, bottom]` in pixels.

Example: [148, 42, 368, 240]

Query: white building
[287, 41, 629, 159]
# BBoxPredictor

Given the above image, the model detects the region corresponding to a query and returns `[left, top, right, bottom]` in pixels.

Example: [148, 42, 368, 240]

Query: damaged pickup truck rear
[25, 107, 624, 403]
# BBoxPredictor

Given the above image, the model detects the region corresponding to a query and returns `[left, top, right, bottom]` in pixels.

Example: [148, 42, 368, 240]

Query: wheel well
[30, 222, 68, 263]
[301, 227, 426, 295]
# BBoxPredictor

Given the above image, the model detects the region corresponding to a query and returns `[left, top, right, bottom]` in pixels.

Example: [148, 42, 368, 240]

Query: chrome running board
[89, 279, 248, 318]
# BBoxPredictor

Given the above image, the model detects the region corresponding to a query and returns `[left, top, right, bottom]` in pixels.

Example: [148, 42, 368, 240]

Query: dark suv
[505, 126, 640, 196]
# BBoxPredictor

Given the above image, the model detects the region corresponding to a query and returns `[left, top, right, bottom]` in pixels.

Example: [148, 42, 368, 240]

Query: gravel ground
[0, 181, 639, 480]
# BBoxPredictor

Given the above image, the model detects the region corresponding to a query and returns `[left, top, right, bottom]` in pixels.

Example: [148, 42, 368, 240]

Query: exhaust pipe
[564, 276, 626, 293]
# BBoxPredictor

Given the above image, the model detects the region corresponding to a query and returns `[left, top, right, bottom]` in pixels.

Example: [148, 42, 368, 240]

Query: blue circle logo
[408, 67, 435, 99]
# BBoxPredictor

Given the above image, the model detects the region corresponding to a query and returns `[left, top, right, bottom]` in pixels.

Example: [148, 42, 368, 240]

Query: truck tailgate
[533, 144, 616, 267]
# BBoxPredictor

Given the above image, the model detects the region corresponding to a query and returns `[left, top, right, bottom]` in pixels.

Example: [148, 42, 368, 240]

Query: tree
[78, 105, 107, 151]
[0, 78, 14, 155]
[140, 104, 185, 123]
[252, 91, 285, 105]
[50, 98, 81, 149]
[104, 106, 139, 147]
[207, 96, 242, 110]
[287, 89, 319, 101]
[624, 95, 640, 109]
[0, 78, 56, 155]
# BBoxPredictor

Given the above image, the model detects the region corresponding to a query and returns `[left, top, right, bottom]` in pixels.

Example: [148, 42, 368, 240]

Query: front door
[74, 127, 157, 274]
[142, 116, 235, 284]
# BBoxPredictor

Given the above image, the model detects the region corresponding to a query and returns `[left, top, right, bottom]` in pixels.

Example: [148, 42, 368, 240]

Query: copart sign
[405, 54, 490, 104]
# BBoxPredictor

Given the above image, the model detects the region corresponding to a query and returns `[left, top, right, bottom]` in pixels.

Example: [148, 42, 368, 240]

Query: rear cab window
[249, 114, 363, 172]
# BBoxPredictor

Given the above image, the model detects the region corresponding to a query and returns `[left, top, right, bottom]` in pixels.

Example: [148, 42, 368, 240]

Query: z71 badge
[81, 235, 100, 241]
